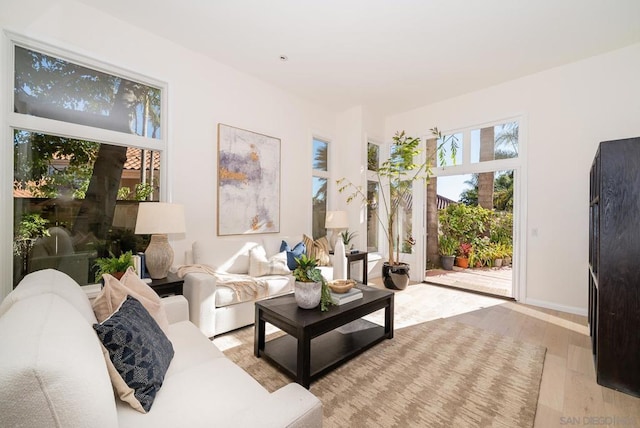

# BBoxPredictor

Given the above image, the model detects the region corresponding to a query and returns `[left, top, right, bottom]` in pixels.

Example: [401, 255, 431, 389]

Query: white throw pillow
[248, 246, 291, 277]
[92, 267, 170, 334]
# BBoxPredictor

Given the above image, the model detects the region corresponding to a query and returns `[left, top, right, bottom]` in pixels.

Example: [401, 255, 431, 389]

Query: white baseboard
[524, 297, 587, 317]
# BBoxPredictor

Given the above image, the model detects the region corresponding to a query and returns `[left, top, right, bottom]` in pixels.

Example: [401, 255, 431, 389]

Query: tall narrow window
[366, 142, 381, 252]
[367, 181, 379, 252]
[10, 41, 165, 287]
[312, 137, 329, 239]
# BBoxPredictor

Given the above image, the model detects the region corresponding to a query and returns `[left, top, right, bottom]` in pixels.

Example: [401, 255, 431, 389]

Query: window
[14, 46, 161, 139]
[312, 137, 329, 239]
[436, 132, 463, 167]
[470, 121, 519, 163]
[366, 181, 379, 252]
[395, 181, 413, 254]
[366, 142, 381, 252]
[9, 39, 166, 288]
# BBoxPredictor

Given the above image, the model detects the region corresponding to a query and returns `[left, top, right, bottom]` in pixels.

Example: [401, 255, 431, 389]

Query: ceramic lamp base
[145, 234, 173, 279]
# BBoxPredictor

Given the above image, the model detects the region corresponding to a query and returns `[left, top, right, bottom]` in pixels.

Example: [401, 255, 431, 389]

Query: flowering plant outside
[458, 243, 472, 258]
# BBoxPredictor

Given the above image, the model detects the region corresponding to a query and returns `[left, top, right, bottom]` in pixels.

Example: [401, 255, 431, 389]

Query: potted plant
[438, 235, 458, 270]
[93, 251, 134, 283]
[340, 229, 358, 250]
[338, 129, 458, 290]
[292, 254, 332, 311]
[456, 243, 472, 268]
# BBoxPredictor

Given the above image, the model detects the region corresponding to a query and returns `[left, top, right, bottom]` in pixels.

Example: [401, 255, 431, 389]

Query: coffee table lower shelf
[260, 319, 385, 385]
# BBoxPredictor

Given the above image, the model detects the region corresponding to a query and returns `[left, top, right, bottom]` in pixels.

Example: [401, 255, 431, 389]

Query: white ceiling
[77, 0, 640, 116]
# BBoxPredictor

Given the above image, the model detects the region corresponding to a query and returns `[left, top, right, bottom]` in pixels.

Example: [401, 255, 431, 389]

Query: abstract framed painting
[217, 124, 280, 235]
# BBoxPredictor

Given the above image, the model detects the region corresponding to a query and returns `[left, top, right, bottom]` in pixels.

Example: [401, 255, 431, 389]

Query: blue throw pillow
[93, 295, 174, 413]
[280, 240, 306, 270]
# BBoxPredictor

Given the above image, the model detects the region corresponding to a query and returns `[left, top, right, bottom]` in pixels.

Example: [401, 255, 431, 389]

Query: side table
[346, 251, 368, 285]
[148, 272, 184, 297]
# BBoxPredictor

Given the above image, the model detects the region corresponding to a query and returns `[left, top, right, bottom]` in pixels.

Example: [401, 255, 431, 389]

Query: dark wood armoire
[588, 136, 640, 397]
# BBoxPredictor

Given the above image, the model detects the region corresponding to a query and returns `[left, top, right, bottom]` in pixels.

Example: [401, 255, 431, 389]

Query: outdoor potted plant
[292, 254, 333, 311]
[456, 243, 472, 268]
[438, 235, 458, 270]
[93, 250, 134, 283]
[338, 128, 458, 290]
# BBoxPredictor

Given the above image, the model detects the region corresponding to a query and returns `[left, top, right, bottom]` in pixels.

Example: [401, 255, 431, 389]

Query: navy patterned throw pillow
[280, 240, 306, 270]
[93, 295, 174, 412]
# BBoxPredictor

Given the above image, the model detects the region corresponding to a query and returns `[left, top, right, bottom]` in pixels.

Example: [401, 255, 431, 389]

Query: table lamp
[135, 202, 185, 279]
[325, 210, 348, 251]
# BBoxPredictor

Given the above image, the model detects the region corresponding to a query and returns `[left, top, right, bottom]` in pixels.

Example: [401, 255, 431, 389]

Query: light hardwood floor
[215, 280, 640, 426]
[364, 280, 640, 427]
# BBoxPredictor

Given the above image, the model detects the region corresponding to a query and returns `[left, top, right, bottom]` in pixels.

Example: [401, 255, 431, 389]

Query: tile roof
[13, 148, 160, 198]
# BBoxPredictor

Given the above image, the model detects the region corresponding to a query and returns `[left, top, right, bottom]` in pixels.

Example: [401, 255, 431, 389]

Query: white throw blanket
[176, 264, 269, 302]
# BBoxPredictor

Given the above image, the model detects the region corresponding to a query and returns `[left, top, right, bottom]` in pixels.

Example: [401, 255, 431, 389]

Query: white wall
[385, 43, 640, 314]
[3, 0, 639, 314]
[0, 0, 337, 298]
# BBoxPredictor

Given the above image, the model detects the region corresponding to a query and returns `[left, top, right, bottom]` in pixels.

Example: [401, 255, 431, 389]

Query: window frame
[2, 31, 169, 297]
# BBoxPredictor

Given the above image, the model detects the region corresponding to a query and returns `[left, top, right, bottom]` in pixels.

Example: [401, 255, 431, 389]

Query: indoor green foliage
[338, 128, 458, 266]
[293, 254, 333, 311]
[93, 251, 134, 283]
[341, 230, 358, 247]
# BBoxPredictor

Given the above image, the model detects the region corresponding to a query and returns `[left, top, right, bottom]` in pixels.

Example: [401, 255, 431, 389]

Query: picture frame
[217, 124, 280, 235]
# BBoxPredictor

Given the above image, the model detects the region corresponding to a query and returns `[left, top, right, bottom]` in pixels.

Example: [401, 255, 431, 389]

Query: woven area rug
[223, 318, 546, 428]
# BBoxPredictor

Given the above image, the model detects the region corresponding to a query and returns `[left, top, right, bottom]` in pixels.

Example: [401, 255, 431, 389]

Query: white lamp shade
[325, 210, 348, 229]
[135, 203, 186, 235]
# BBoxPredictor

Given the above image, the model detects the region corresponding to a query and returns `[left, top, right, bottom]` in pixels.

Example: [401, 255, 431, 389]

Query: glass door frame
[411, 116, 527, 301]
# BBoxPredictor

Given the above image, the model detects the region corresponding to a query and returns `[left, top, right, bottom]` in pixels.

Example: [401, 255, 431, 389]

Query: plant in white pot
[338, 129, 458, 290]
[292, 254, 333, 310]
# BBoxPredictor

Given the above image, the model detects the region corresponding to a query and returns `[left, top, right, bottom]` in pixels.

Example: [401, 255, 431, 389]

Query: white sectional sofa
[183, 236, 341, 337]
[0, 269, 322, 428]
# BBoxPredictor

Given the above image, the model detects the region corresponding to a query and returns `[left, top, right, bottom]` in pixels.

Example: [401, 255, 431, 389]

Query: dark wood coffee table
[254, 284, 394, 388]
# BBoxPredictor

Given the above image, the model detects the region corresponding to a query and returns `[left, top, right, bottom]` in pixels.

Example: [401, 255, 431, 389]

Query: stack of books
[330, 287, 363, 305]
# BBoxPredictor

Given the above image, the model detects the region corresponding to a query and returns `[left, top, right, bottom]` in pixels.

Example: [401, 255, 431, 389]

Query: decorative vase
[494, 258, 503, 268]
[294, 281, 322, 309]
[382, 262, 410, 290]
[441, 255, 455, 271]
[455, 256, 469, 268]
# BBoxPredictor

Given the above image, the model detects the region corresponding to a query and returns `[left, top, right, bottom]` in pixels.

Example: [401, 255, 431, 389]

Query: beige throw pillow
[302, 234, 331, 266]
[248, 246, 291, 276]
[92, 266, 169, 334]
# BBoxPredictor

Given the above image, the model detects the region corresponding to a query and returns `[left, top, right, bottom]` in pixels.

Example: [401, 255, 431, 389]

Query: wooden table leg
[254, 307, 265, 357]
[296, 326, 311, 389]
[362, 253, 368, 285]
[385, 295, 394, 339]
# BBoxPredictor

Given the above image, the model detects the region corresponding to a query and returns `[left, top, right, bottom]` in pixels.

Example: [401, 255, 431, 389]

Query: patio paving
[425, 266, 513, 298]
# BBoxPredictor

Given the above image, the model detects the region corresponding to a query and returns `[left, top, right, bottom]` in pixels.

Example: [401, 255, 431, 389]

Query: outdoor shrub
[439, 204, 513, 263]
